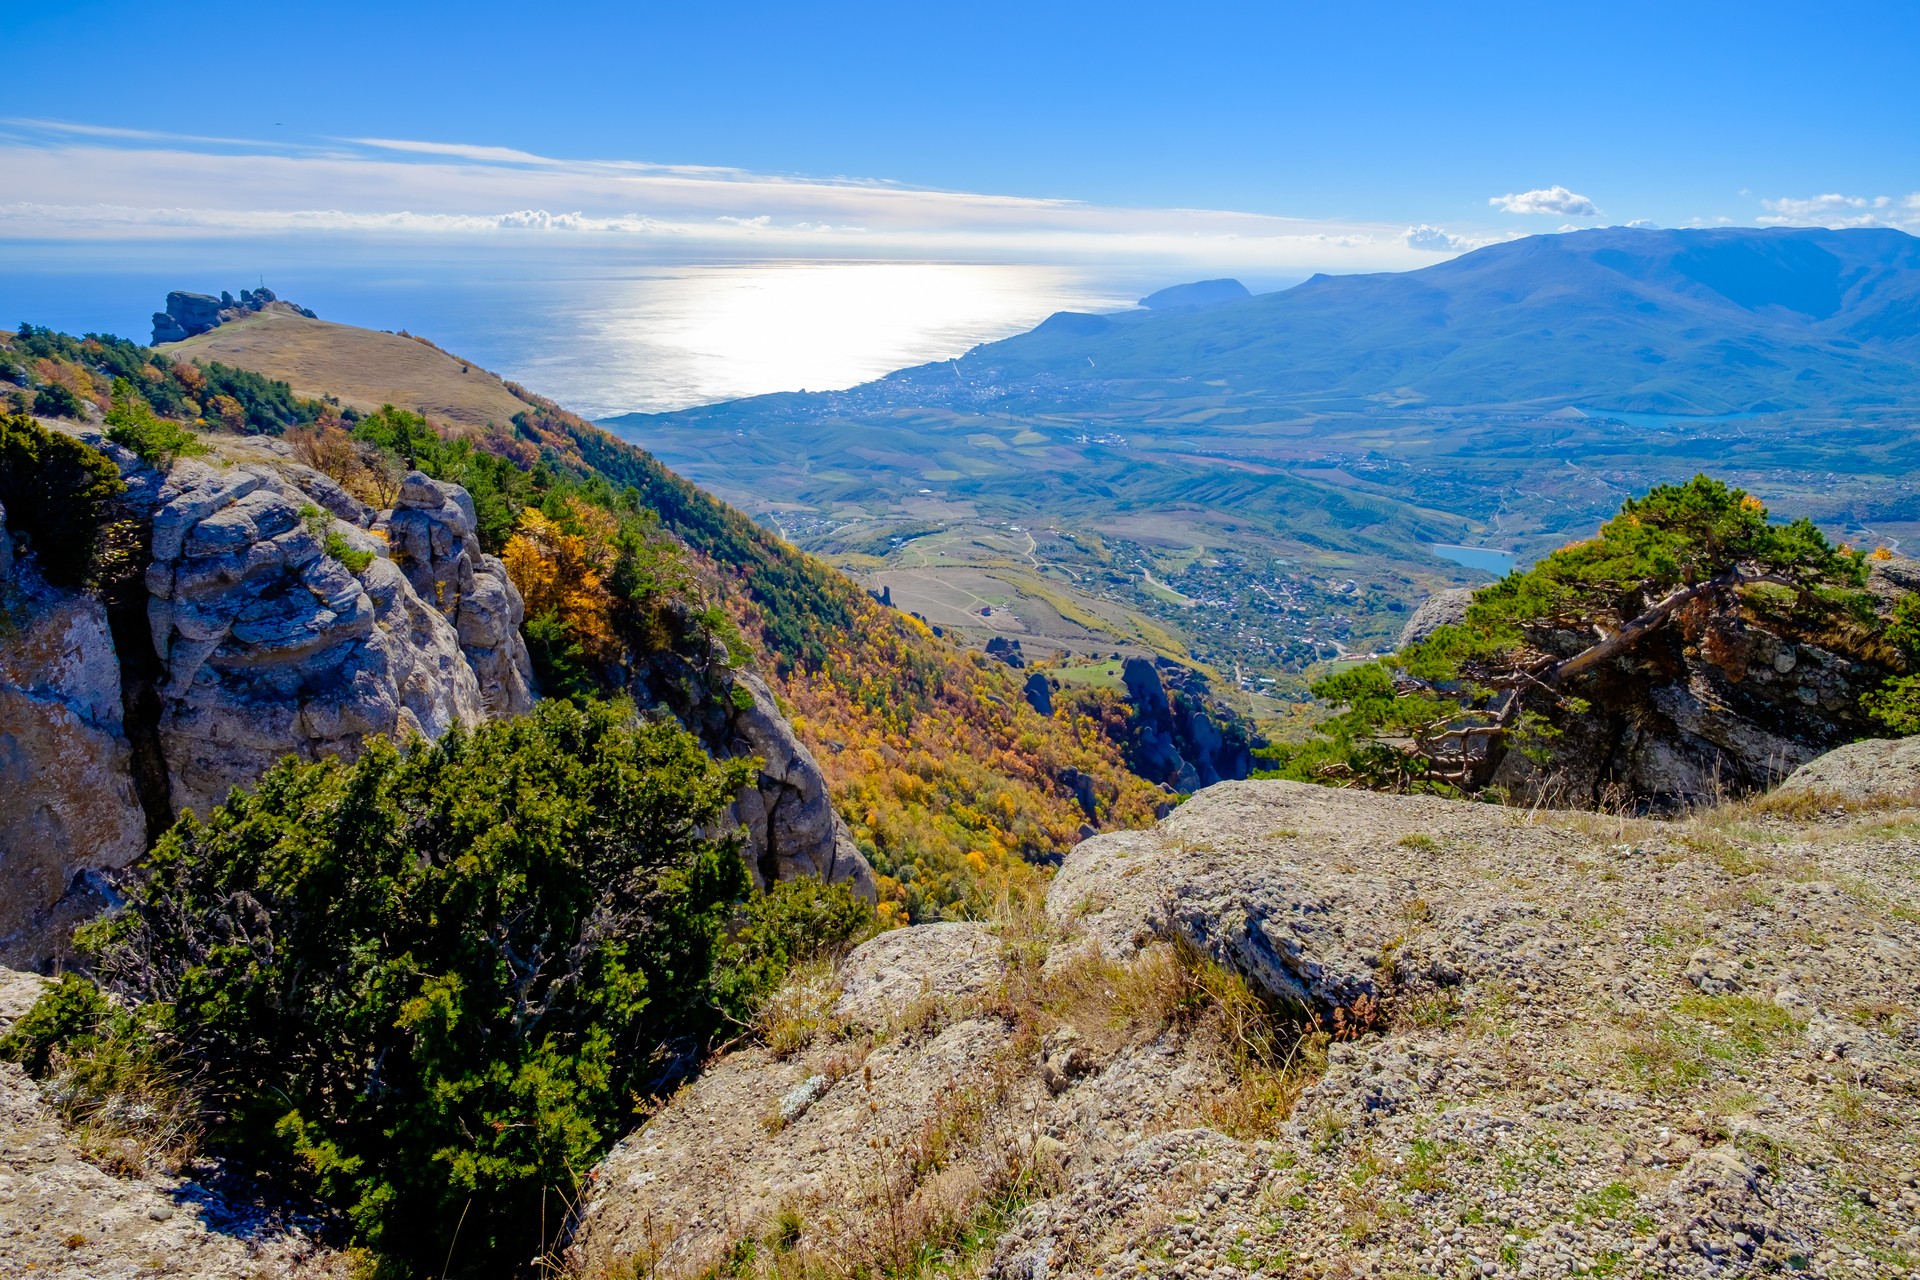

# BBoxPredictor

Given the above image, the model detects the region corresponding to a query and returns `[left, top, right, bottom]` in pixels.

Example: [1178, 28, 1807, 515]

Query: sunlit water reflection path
[0, 243, 1145, 416]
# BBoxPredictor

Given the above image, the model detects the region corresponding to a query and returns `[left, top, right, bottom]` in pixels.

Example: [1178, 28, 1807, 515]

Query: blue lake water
[1427, 543, 1517, 575]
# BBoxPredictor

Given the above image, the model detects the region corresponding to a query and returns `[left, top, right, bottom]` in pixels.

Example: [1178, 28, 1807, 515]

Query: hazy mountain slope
[605, 228, 1920, 693]
[950, 226, 1920, 414]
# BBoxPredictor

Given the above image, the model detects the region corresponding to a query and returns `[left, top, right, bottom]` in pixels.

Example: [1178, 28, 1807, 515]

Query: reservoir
[1427, 543, 1517, 575]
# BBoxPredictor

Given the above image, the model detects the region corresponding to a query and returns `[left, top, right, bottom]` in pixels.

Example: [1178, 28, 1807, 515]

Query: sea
[0, 238, 1145, 419]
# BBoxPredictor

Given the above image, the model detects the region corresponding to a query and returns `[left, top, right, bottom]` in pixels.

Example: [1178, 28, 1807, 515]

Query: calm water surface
[0, 239, 1145, 417]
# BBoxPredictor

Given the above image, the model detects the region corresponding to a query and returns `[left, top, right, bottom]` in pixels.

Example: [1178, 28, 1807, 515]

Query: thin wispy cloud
[0, 120, 1450, 274]
[1490, 186, 1599, 217]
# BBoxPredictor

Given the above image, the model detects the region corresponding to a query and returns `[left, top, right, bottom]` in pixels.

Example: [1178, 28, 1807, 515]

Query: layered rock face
[1119, 656, 1253, 791]
[147, 462, 489, 820]
[1483, 558, 1917, 807]
[376, 471, 534, 718]
[572, 767, 1920, 1280]
[0, 547, 148, 968]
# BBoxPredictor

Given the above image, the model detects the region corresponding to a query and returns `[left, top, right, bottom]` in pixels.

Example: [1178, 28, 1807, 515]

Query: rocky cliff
[1484, 556, 1919, 808]
[1118, 656, 1255, 791]
[568, 757, 1920, 1280]
[1, 425, 869, 965]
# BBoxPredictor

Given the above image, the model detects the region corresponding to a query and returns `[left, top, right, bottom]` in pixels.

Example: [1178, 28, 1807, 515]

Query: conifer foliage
[1260, 477, 1874, 792]
[78, 700, 754, 1276]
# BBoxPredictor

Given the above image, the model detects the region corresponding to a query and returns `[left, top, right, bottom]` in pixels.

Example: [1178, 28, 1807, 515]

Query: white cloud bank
[1758, 192, 1920, 231]
[1489, 185, 1599, 217]
[0, 119, 1465, 275]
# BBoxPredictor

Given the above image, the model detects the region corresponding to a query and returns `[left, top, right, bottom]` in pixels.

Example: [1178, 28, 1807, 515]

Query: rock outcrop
[150, 287, 309, 345]
[1395, 558, 1920, 809]
[0, 555, 149, 969]
[376, 471, 534, 718]
[720, 673, 877, 898]
[1772, 733, 1920, 804]
[4, 432, 873, 960]
[147, 461, 488, 820]
[571, 776, 1920, 1280]
[1119, 656, 1254, 791]
[1395, 584, 1473, 649]
[984, 635, 1026, 667]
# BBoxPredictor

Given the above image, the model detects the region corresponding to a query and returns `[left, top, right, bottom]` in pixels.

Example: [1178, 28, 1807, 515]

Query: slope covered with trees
[1, 320, 1164, 919]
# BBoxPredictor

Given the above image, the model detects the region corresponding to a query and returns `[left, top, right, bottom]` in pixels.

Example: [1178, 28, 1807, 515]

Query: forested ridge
[2, 321, 1165, 918]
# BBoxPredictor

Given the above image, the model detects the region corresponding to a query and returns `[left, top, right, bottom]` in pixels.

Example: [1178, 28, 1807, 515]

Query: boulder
[1396, 586, 1474, 650]
[1771, 735, 1920, 805]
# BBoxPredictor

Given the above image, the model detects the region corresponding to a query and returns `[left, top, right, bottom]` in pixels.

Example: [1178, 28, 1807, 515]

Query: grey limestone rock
[1396, 586, 1474, 650]
[1772, 734, 1920, 804]
[146, 462, 487, 821]
[723, 672, 877, 900]
[379, 471, 534, 717]
[832, 921, 1000, 1028]
[0, 559, 149, 969]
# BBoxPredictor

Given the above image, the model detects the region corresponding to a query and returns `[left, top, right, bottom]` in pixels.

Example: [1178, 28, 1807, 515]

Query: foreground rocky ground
[0, 971, 348, 1279]
[4, 748, 1916, 1278]
[571, 761, 1920, 1280]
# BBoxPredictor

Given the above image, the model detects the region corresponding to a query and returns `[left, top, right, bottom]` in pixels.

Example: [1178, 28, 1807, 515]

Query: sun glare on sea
[532, 261, 1137, 415]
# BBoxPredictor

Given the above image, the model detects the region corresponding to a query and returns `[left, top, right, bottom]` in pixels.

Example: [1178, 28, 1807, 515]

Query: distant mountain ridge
[1138, 278, 1251, 311]
[938, 226, 1920, 415]
[602, 226, 1920, 690]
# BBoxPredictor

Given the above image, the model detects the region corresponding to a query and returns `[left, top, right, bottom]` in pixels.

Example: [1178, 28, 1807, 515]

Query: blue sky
[3, 0, 1917, 275]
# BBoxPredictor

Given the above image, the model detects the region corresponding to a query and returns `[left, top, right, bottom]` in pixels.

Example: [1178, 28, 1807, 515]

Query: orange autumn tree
[503, 501, 623, 696]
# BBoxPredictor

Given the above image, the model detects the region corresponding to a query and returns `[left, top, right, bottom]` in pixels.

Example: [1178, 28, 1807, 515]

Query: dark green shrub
[710, 878, 882, 1030]
[79, 699, 755, 1277]
[104, 377, 207, 466]
[1865, 594, 1920, 734]
[0, 974, 116, 1075]
[32, 382, 85, 418]
[322, 529, 374, 573]
[523, 608, 597, 701]
[0, 411, 125, 586]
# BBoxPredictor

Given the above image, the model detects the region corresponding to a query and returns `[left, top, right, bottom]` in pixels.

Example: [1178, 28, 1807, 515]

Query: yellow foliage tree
[501, 504, 621, 663]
